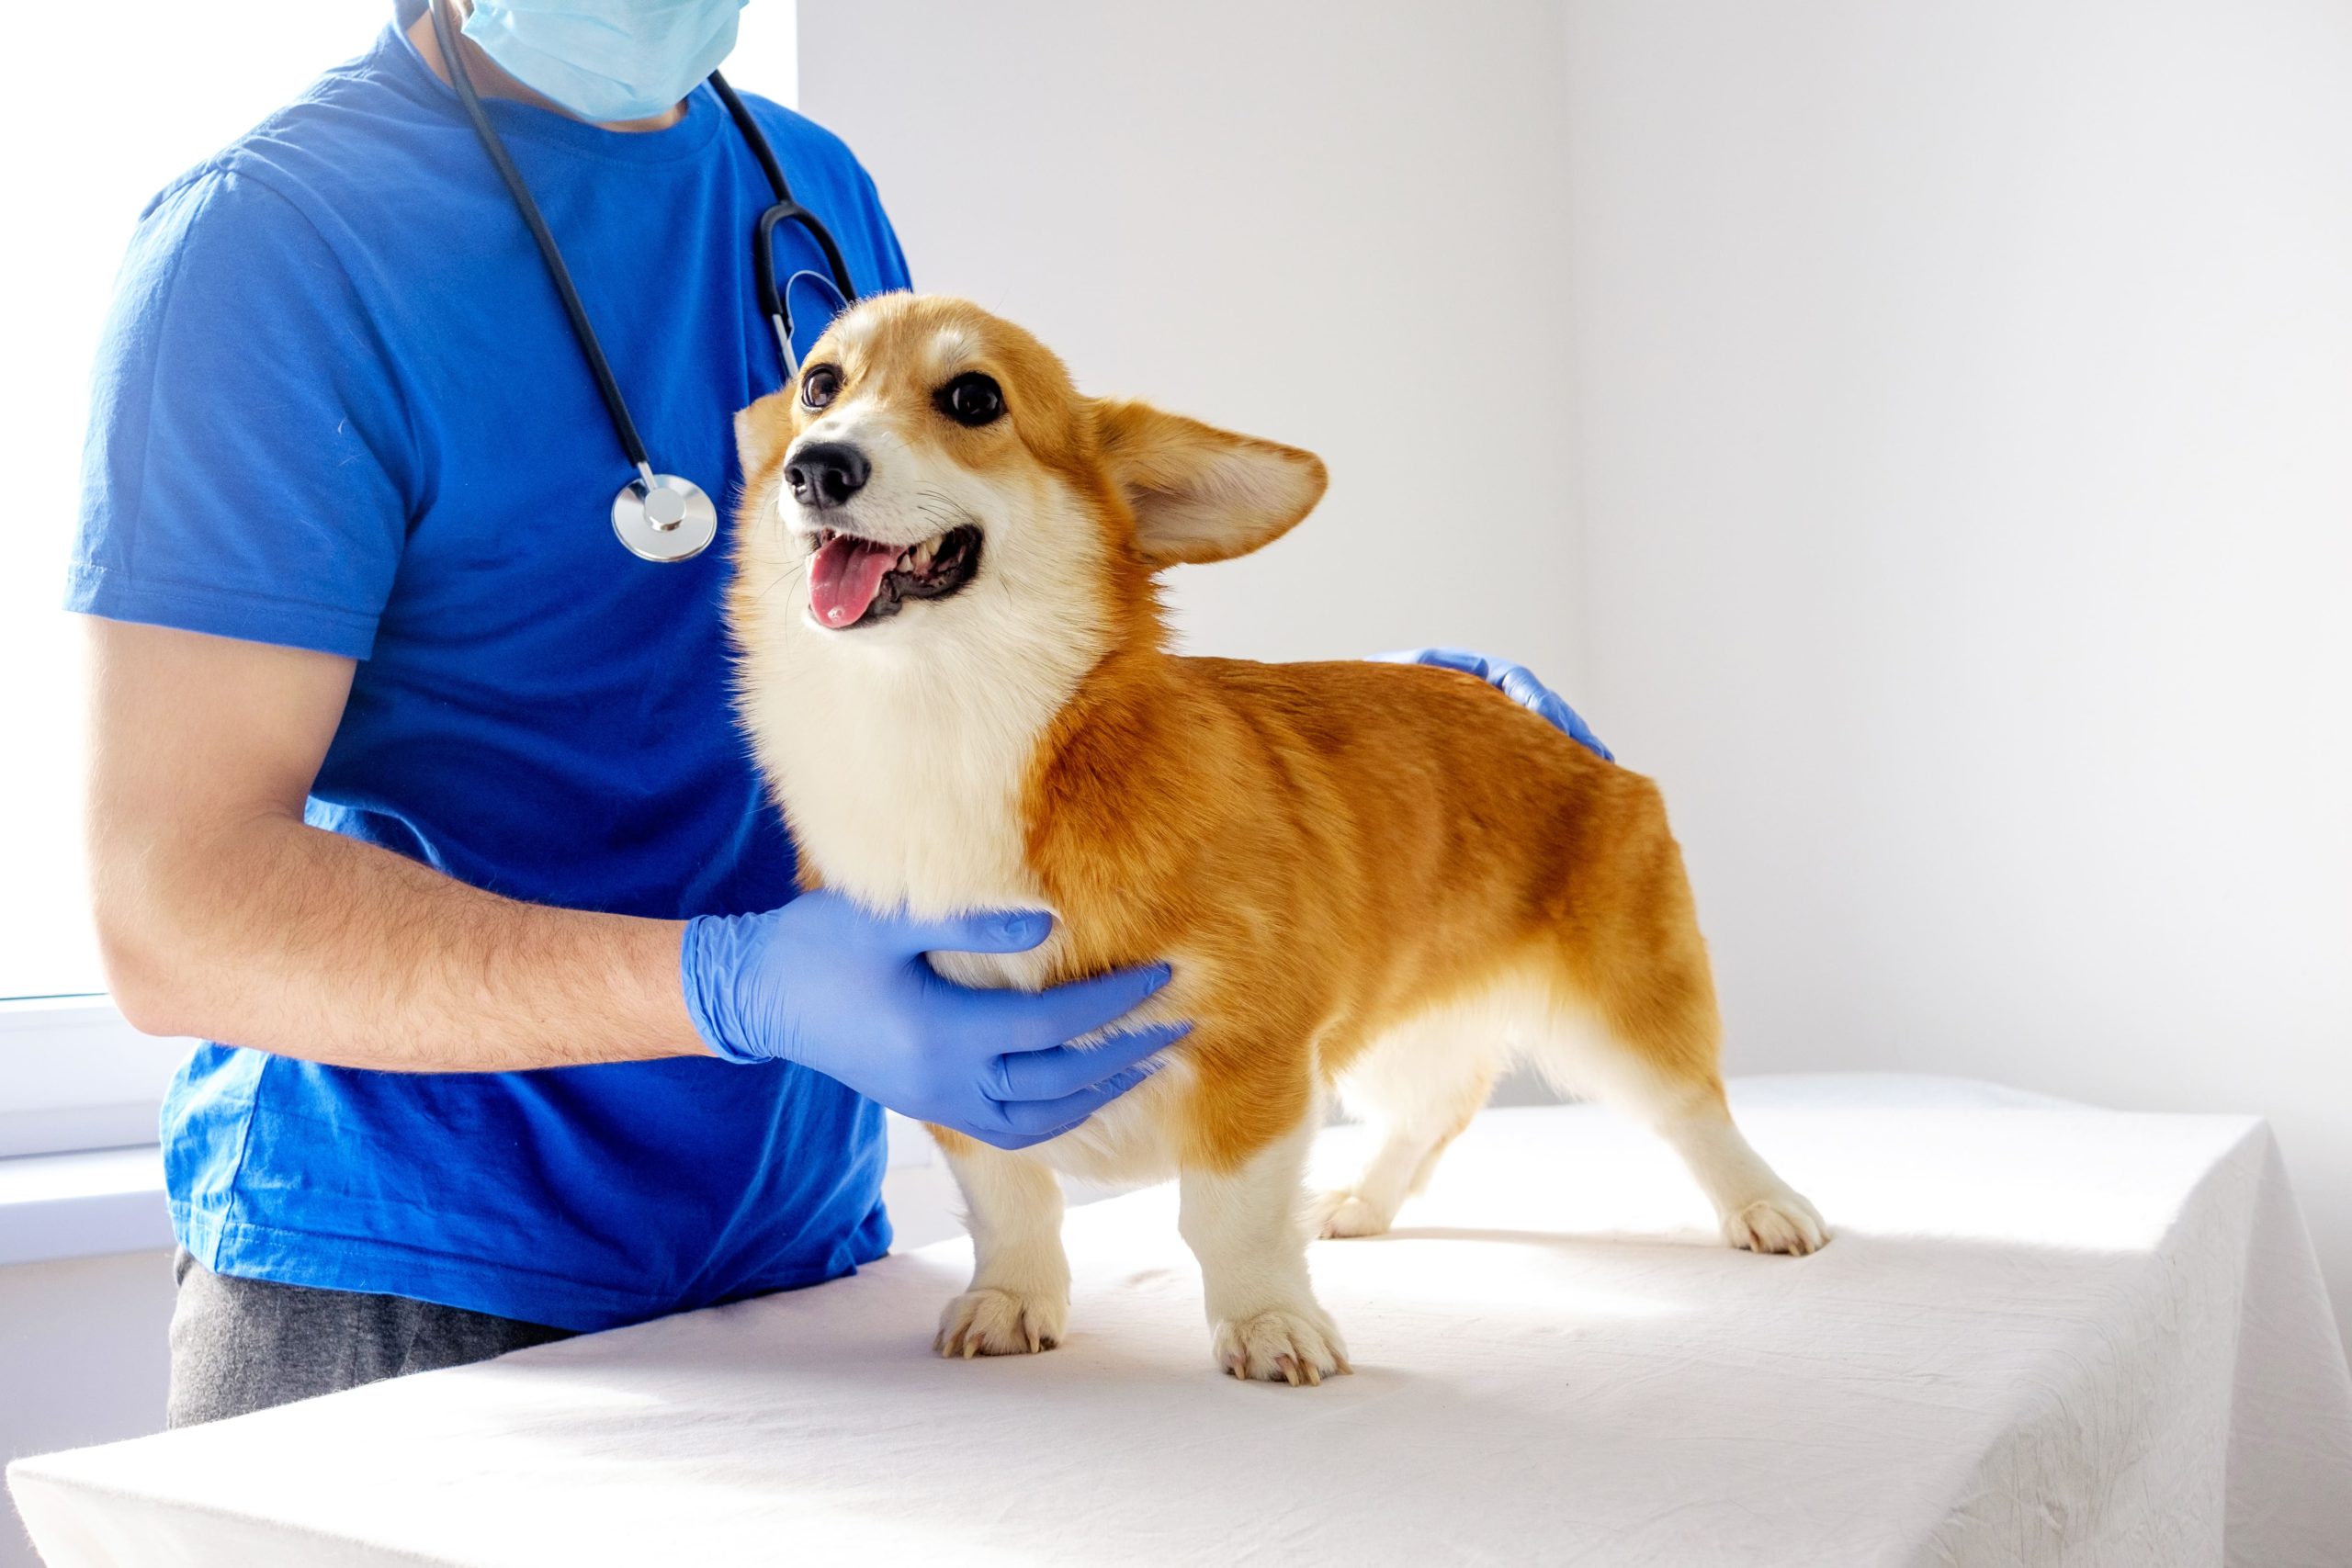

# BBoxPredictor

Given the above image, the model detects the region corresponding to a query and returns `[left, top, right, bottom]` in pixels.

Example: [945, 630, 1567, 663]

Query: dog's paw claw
[935, 1287, 1068, 1359]
[1213, 1305, 1348, 1386]
[1724, 1192, 1829, 1256]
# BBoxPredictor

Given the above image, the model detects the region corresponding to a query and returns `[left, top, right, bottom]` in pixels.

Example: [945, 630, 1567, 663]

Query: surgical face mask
[460, 0, 749, 124]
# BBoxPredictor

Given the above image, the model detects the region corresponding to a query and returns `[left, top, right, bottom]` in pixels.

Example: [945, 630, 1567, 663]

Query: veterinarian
[72, 0, 1609, 1428]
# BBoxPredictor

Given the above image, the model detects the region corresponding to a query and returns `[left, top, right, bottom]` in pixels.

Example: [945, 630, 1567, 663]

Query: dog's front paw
[1306, 1188, 1393, 1240]
[935, 1287, 1068, 1359]
[1212, 1304, 1351, 1386]
[1723, 1190, 1829, 1256]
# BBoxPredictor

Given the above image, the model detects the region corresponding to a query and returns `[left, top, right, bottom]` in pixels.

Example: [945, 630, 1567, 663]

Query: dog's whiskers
[757, 560, 806, 603]
[913, 487, 982, 533]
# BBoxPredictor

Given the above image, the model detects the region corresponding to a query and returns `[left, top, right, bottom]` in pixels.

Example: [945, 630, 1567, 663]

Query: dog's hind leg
[932, 1133, 1071, 1357]
[1530, 1000, 1827, 1255]
[1520, 774, 1826, 1255]
[1522, 828, 1826, 1253]
[1310, 1008, 1506, 1239]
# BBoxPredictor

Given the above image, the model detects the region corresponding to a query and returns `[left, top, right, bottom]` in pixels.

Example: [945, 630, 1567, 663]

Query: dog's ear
[734, 389, 798, 485]
[1091, 400, 1328, 569]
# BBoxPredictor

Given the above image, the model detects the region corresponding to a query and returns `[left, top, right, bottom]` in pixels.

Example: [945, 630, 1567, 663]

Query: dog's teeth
[914, 537, 938, 569]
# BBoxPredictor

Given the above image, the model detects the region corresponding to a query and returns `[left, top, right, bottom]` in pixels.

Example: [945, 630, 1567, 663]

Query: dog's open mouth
[806, 525, 982, 629]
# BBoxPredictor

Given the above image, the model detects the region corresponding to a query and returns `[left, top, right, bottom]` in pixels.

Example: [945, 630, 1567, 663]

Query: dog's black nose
[784, 442, 870, 510]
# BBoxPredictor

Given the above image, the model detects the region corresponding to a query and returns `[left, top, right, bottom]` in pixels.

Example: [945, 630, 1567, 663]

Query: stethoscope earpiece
[427, 0, 859, 563]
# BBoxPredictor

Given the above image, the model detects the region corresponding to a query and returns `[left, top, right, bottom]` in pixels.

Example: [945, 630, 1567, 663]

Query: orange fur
[1026, 652, 1727, 1168]
[729, 294, 1824, 1379]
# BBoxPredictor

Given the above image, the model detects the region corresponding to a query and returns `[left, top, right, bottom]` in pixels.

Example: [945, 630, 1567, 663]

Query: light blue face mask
[460, 0, 750, 125]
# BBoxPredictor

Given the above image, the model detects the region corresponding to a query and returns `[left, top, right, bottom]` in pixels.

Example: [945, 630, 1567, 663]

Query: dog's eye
[936, 372, 1005, 428]
[801, 365, 842, 410]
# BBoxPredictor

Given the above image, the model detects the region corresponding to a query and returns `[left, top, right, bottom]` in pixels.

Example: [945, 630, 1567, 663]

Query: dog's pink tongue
[809, 535, 899, 627]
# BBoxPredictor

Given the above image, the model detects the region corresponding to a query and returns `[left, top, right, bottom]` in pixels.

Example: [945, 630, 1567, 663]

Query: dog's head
[732, 294, 1327, 657]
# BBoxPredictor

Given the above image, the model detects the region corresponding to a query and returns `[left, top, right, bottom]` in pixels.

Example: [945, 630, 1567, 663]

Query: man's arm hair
[85, 618, 707, 1071]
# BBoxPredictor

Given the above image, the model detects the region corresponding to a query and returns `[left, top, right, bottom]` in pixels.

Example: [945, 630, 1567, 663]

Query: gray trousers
[166, 1249, 574, 1428]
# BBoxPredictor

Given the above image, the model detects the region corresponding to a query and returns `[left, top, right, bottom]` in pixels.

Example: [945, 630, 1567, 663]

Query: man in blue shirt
[79, 1, 1602, 1426]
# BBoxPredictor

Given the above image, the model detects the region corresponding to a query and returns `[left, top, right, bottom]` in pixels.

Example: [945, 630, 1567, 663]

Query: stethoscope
[427, 0, 858, 562]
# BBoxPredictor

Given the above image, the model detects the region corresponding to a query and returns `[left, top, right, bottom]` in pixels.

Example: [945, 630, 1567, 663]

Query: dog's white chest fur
[741, 658, 1045, 940]
[752, 661, 1037, 914]
[735, 600, 1201, 1185]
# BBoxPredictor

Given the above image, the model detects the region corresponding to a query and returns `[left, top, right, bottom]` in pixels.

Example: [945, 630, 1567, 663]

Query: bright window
[1, 2, 797, 1007]
[4, 2, 398, 1001]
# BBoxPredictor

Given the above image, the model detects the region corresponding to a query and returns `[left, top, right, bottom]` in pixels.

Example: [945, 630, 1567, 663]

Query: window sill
[0, 1144, 172, 1269]
[0, 996, 192, 1159]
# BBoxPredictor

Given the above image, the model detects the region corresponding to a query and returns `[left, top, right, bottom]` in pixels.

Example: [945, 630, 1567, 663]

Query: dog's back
[1023, 649, 1734, 1172]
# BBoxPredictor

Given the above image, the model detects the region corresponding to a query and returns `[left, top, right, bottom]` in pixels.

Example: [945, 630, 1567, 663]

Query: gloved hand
[681, 893, 1186, 1151]
[1376, 647, 1614, 761]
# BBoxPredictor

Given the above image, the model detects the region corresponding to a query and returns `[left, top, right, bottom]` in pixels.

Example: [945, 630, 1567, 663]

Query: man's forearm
[100, 808, 707, 1071]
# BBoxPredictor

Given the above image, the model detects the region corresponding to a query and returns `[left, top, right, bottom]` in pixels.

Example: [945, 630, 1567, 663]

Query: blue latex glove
[682, 893, 1186, 1151]
[1376, 648, 1614, 761]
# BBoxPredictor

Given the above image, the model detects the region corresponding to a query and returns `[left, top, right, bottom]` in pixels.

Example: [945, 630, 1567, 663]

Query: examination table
[12, 1076, 2352, 1566]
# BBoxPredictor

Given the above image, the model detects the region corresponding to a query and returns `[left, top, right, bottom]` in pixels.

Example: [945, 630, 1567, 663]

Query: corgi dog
[729, 294, 1826, 1386]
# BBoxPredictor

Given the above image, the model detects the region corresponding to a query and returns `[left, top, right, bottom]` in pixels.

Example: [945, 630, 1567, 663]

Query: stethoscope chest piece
[612, 469, 718, 562]
[428, 0, 857, 566]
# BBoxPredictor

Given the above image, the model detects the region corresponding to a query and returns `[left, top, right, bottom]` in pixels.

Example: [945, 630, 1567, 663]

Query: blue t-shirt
[68, 3, 912, 1332]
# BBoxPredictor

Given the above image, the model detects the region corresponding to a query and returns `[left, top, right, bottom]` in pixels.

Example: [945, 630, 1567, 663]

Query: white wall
[0, 1252, 176, 1568]
[1558, 0, 2352, 1334]
[802, 1, 2352, 1336]
[799, 0, 1584, 679]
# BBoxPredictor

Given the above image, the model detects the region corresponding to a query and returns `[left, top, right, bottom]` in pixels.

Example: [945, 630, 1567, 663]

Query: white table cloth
[14, 1075, 2352, 1567]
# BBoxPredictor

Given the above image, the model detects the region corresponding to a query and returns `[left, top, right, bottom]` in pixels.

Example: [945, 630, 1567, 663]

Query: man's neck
[405, 4, 688, 133]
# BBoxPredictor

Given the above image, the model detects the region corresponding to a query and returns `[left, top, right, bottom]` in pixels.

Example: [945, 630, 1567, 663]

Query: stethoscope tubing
[707, 73, 858, 374]
[425, 0, 857, 494]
